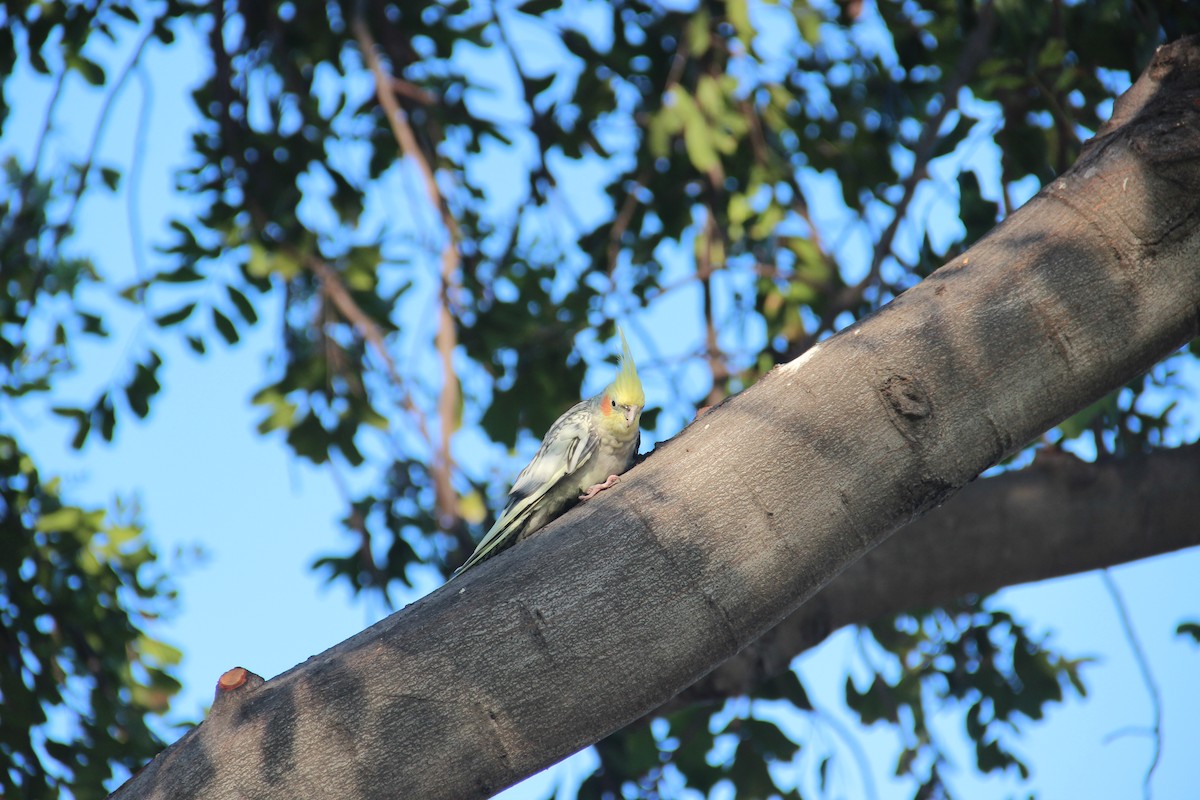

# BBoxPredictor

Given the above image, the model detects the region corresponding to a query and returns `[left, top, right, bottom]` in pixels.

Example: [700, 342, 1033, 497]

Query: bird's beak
[624, 405, 639, 427]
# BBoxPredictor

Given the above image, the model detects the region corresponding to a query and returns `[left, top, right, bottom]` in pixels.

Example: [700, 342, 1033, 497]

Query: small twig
[54, 23, 158, 248]
[603, 27, 690, 277]
[433, 249, 460, 532]
[127, 65, 154, 286]
[607, 173, 646, 274]
[389, 76, 436, 105]
[30, 22, 157, 299]
[1102, 725, 1158, 745]
[1101, 569, 1162, 800]
[663, 27, 690, 93]
[490, 9, 559, 207]
[207, 0, 241, 170]
[29, 66, 67, 179]
[808, 696, 880, 800]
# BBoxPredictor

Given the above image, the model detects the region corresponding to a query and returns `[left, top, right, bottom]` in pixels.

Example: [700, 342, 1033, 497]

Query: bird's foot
[580, 474, 621, 501]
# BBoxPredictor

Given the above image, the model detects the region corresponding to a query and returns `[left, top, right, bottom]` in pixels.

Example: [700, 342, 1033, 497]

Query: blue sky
[5, 6, 1200, 799]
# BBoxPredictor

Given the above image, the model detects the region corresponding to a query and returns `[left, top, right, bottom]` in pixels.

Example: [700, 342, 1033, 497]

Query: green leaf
[932, 113, 975, 159]
[729, 736, 779, 796]
[287, 413, 331, 463]
[212, 307, 239, 345]
[154, 303, 197, 327]
[1177, 621, 1200, 645]
[80, 312, 108, 337]
[687, 8, 712, 56]
[67, 54, 106, 85]
[156, 264, 205, 283]
[677, 100, 719, 173]
[726, 0, 756, 49]
[516, 0, 562, 15]
[99, 166, 121, 191]
[246, 241, 301, 279]
[758, 670, 813, 710]
[1037, 38, 1069, 70]
[138, 636, 183, 666]
[35, 507, 86, 532]
[696, 75, 724, 118]
[226, 285, 258, 325]
[522, 73, 555, 100]
[70, 411, 93, 449]
[97, 393, 116, 441]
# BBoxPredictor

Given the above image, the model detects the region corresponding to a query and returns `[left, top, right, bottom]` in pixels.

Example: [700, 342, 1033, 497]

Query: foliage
[2, 7, 186, 792]
[0, 436, 181, 800]
[2, 0, 1198, 797]
[852, 599, 1089, 794]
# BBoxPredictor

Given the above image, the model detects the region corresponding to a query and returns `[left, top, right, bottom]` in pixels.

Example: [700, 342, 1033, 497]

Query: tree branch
[793, 1, 998, 356]
[1101, 569, 1162, 800]
[666, 444, 1200, 709]
[111, 34, 1200, 800]
[353, 13, 462, 533]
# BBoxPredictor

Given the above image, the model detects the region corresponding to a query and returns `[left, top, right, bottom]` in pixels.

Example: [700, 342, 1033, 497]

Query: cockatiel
[451, 327, 645, 578]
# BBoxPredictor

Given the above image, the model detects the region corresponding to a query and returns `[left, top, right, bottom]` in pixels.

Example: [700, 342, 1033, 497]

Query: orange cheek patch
[600, 394, 612, 415]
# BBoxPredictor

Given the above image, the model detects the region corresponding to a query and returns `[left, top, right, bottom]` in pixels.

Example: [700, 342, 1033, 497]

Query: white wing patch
[509, 410, 594, 501]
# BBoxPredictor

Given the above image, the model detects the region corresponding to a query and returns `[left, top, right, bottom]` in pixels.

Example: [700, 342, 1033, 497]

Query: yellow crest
[610, 326, 645, 407]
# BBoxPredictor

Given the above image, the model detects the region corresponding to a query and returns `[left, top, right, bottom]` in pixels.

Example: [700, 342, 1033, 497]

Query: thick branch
[113, 36, 1200, 800]
[669, 444, 1200, 707]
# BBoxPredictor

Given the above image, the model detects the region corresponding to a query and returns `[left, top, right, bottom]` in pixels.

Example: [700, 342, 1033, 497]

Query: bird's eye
[610, 398, 617, 409]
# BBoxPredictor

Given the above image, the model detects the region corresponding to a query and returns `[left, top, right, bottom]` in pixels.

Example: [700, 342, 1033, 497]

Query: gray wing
[452, 402, 597, 576]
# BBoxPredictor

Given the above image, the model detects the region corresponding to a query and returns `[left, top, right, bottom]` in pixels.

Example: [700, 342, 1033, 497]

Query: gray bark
[669, 444, 1200, 709]
[112, 36, 1200, 800]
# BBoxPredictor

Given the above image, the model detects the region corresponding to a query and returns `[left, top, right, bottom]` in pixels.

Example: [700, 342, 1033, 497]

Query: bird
[451, 327, 645, 578]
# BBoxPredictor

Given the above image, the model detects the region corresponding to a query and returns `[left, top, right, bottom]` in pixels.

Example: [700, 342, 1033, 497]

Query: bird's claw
[580, 474, 621, 501]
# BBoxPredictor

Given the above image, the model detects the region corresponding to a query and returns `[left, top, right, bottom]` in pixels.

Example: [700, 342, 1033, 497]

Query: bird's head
[598, 326, 644, 433]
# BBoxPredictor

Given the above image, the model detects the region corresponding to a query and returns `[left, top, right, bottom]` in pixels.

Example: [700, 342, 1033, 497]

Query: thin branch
[29, 22, 155, 297]
[126, 65, 154, 287]
[808, 698, 880, 800]
[1029, 69, 1084, 151]
[606, 24, 690, 277]
[303, 252, 434, 454]
[52, 23, 158, 249]
[29, 65, 67, 179]
[433, 250, 460, 532]
[664, 26, 690, 94]
[607, 173, 647, 274]
[4, 63, 64, 328]
[620, 315, 689, 412]
[389, 76, 436, 105]
[1101, 569, 1162, 800]
[351, 15, 457, 239]
[1102, 725, 1158, 744]
[699, 208, 728, 406]
[790, 1, 997, 358]
[353, 12, 461, 534]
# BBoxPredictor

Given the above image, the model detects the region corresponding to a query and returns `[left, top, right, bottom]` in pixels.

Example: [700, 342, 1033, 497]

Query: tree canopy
[2, 1, 1199, 798]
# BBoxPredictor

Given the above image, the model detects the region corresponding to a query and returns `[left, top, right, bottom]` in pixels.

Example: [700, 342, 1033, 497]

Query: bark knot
[881, 374, 931, 421]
